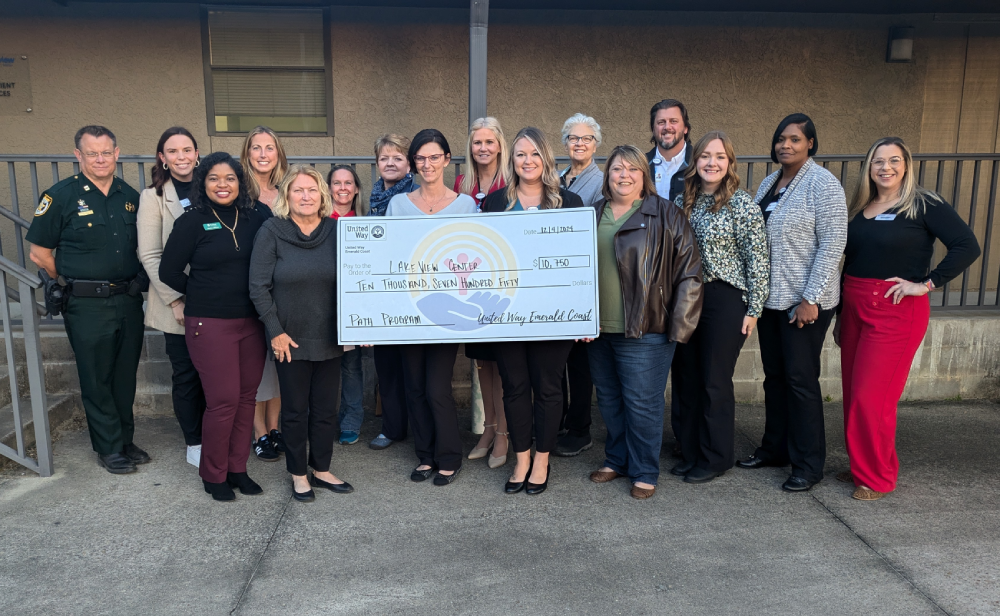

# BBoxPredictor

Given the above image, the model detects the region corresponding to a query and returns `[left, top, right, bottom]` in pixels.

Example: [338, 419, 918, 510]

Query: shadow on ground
[1, 400, 998, 615]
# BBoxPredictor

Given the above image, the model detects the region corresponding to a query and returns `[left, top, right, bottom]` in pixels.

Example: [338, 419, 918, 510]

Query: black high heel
[525, 464, 550, 495]
[203, 480, 235, 502]
[505, 461, 533, 494]
[227, 472, 263, 495]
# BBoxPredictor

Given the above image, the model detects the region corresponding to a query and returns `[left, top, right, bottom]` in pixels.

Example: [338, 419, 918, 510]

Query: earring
[195, 159, 200, 167]
[163, 163, 168, 170]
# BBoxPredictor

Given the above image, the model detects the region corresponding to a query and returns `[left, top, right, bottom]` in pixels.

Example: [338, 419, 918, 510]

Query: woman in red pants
[835, 137, 979, 500]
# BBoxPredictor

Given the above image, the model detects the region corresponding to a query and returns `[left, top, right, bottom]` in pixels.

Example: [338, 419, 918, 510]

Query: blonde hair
[849, 136, 935, 220]
[682, 131, 741, 217]
[272, 165, 333, 219]
[601, 145, 656, 202]
[374, 133, 411, 159]
[460, 117, 510, 196]
[504, 127, 563, 210]
[241, 126, 289, 201]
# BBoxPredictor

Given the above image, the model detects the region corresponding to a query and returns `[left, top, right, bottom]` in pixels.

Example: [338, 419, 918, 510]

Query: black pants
[561, 341, 594, 438]
[62, 294, 145, 455]
[401, 344, 462, 471]
[275, 356, 342, 476]
[755, 306, 835, 482]
[673, 281, 747, 472]
[374, 345, 409, 441]
[163, 332, 206, 446]
[495, 339, 574, 454]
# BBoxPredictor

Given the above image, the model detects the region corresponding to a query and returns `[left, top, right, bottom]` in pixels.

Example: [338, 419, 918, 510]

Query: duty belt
[67, 279, 132, 298]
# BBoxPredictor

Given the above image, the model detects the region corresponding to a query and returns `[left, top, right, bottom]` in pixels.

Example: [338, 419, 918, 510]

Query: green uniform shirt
[597, 200, 642, 334]
[25, 173, 142, 281]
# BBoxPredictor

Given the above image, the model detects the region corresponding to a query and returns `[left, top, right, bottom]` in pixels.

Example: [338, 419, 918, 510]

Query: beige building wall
[0, 3, 991, 161]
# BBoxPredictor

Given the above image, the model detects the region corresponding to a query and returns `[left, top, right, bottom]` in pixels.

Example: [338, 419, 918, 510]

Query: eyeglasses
[413, 154, 445, 165]
[82, 151, 115, 160]
[566, 135, 596, 145]
[872, 157, 904, 169]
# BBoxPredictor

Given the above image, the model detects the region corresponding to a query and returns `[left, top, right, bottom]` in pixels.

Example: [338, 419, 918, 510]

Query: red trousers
[840, 276, 929, 493]
[186, 316, 265, 483]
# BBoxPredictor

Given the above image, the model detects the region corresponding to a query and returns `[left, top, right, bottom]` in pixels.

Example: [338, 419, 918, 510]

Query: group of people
[26, 97, 980, 504]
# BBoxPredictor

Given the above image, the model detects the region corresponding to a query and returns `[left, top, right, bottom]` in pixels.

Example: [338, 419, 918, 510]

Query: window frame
[200, 4, 335, 137]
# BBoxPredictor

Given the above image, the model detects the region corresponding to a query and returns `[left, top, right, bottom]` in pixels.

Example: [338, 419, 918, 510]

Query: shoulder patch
[35, 194, 53, 217]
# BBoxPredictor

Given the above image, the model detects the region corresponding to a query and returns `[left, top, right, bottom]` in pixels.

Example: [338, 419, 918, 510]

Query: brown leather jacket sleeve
[665, 203, 703, 343]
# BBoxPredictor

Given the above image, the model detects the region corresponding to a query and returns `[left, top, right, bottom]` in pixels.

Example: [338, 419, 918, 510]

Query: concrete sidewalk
[1, 400, 998, 615]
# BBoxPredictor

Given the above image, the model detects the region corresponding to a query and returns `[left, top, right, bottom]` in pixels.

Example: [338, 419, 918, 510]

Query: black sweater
[481, 186, 584, 212]
[160, 202, 272, 318]
[843, 195, 980, 287]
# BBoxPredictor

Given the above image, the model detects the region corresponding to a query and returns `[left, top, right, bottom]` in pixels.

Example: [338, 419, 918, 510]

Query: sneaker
[339, 430, 360, 445]
[186, 444, 202, 468]
[369, 434, 393, 450]
[254, 435, 280, 461]
[268, 429, 287, 454]
[553, 433, 593, 457]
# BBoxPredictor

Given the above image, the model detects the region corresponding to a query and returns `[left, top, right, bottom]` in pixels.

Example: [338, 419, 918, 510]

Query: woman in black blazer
[481, 127, 584, 495]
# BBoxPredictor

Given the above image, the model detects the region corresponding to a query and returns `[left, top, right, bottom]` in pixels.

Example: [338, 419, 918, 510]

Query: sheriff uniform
[26, 173, 145, 456]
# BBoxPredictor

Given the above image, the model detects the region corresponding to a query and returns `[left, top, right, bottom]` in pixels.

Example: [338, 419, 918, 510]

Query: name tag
[875, 213, 896, 221]
[203, 222, 222, 230]
[77, 210, 94, 216]
[180, 198, 192, 209]
[655, 172, 662, 182]
[765, 203, 777, 212]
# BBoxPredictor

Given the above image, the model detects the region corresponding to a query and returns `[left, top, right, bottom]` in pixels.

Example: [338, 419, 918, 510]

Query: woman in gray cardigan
[250, 165, 353, 502]
[736, 114, 847, 493]
[554, 113, 603, 457]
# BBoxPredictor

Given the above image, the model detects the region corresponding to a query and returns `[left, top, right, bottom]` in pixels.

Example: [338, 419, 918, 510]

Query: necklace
[211, 206, 240, 251]
[419, 188, 451, 213]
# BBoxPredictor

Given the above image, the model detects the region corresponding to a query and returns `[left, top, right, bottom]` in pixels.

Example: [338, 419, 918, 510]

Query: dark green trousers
[62, 293, 145, 455]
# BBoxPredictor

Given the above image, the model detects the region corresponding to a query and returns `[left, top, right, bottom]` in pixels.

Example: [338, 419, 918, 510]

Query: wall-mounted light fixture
[886, 26, 915, 63]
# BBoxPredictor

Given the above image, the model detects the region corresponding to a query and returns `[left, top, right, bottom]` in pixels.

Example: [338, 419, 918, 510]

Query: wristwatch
[805, 299, 817, 306]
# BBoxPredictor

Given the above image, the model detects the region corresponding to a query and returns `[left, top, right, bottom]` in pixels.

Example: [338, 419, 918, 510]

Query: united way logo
[408, 222, 517, 331]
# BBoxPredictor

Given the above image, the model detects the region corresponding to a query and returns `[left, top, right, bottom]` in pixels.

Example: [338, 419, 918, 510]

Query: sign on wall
[0, 55, 32, 115]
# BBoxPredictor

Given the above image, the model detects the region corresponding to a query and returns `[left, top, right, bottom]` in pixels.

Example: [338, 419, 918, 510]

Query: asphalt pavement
[1, 400, 998, 615]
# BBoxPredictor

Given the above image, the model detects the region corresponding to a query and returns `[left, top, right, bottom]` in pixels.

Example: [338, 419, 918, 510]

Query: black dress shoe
[292, 488, 316, 502]
[310, 474, 354, 494]
[670, 460, 695, 476]
[684, 467, 725, 484]
[203, 480, 236, 501]
[736, 455, 786, 470]
[525, 465, 550, 495]
[782, 476, 818, 492]
[227, 472, 263, 495]
[122, 443, 150, 465]
[410, 465, 435, 482]
[433, 466, 461, 486]
[97, 452, 137, 474]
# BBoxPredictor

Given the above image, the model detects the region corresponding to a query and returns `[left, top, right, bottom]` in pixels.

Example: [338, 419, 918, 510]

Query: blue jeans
[588, 333, 675, 486]
[338, 348, 364, 432]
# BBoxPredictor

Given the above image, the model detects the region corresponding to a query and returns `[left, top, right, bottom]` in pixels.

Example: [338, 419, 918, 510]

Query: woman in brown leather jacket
[586, 145, 703, 500]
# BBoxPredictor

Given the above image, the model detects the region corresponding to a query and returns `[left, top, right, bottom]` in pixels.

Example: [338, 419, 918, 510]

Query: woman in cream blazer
[138, 127, 206, 468]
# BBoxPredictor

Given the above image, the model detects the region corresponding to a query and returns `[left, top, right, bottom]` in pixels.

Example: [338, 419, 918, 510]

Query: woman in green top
[586, 145, 704, 500]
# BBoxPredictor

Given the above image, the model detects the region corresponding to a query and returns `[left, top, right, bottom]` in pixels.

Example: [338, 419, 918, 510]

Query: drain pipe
[469, 0, 489, 128]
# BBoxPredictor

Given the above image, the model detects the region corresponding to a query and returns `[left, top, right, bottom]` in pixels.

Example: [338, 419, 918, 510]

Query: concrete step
[0, 392, 82, 470]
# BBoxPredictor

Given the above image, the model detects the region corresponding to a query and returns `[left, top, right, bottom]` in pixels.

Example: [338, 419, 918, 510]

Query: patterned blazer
[754, 158, 847, 311]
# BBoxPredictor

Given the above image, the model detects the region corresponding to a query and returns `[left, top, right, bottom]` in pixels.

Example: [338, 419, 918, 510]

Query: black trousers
[561, 341, 594, 437]
[163, 332, 206, 446]
[374, 345, 409, 441]
[755, 306, 835, 482]
[401, 344, 462, 471]
[495, 339, 574, 454]
[275, 356, 342, 476]
[673, 281, 747, 472]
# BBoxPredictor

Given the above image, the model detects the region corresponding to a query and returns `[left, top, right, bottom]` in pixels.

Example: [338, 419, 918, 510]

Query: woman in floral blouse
[671, 131, 769, 484]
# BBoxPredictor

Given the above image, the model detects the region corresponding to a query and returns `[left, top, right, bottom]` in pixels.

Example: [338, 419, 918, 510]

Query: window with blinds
[205, 8, 330, 134]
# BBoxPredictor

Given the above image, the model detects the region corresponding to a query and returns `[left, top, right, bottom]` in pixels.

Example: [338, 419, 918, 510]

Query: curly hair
[191, 151, 254, 213]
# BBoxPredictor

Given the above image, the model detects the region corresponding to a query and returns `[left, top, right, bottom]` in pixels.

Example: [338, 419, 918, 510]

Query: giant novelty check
[337, 208, 599, 345]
